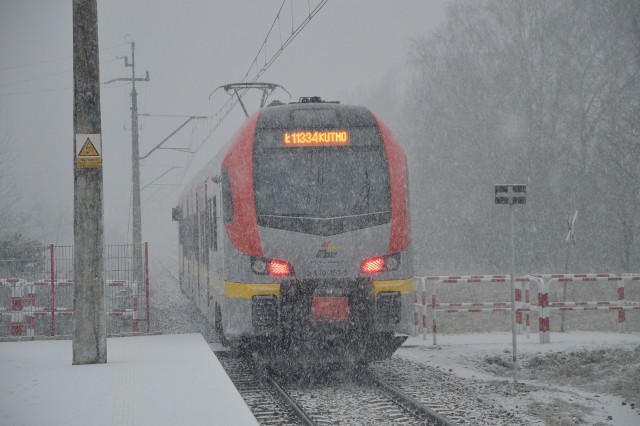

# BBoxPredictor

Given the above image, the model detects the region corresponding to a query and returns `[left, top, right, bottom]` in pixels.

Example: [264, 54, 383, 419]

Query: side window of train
[202, 210, 209, 262]
[222, 170, 234, 223]
[204, 198, 211, 251]
[191, 214, 199, 258]
[210, 196, 218, 251]
[178, 216, 185, 248]
[205, 196, 216, 252]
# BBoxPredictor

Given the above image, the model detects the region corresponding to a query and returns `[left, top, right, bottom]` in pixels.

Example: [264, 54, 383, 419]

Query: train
[173, 97, 413, 364]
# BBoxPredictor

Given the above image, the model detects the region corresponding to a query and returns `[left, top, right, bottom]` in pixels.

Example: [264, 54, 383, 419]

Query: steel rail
[266, 375, 317, 426]
[366, 369, 457, 426]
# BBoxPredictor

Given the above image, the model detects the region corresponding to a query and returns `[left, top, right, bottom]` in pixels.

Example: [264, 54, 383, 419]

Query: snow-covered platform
[0, 333, 257, 425]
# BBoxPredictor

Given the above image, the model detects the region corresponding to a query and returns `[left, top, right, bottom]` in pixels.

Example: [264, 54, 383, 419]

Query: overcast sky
[0, 0, 447, 249]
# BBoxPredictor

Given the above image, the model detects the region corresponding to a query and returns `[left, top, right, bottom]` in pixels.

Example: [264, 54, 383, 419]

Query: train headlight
[385, 254, 400, 271]
[251, 257, 269, 275]
[361, 253, 401, 274]
[251, 257, 293, 276]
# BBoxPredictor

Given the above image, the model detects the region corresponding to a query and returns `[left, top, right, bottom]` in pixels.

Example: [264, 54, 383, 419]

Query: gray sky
[0, 0, 447, 249]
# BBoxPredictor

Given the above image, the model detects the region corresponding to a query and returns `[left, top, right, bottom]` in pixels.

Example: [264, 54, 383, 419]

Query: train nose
[279, 279, 374, 332]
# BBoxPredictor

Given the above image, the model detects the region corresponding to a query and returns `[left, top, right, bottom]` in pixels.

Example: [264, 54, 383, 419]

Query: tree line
[389, 0, 639, 275]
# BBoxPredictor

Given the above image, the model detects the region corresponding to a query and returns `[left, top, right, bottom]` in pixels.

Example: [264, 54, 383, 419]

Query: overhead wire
[0, 80, 129, 97]
[190, 0, 329, 159]
[170, 0, 329, 192]
[0, 55, 129, 97]
[0, 56, 121, 90]
[0, 42, 128, 72]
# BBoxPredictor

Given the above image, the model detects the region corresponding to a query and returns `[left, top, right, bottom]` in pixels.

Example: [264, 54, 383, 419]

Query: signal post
[495, 184, 526, 383]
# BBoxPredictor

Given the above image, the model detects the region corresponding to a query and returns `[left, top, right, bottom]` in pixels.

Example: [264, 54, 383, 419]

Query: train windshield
[254, 128, 390, 222]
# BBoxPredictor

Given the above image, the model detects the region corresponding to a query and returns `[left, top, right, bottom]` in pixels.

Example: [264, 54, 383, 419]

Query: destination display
[283, 130, 349, 147]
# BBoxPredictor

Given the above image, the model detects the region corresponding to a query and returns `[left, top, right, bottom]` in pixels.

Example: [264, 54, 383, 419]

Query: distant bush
[0, 233, 43, 277]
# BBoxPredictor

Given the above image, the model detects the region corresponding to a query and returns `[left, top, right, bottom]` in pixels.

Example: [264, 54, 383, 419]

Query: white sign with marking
[75, 133, 102, 169]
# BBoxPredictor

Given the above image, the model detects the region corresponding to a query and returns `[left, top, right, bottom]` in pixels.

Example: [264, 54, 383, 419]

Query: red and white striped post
[412, 276, 429, 341]
[9, 278, 25, 336]
[523, 277, 531, 337]
[538, 278, 550, 344]
[514, 276, 533, 336]
[617, 277, 626, 333]
[25, 282, 35, 337]
[520, 275, 548, 343]
[620, 275, 640, 332]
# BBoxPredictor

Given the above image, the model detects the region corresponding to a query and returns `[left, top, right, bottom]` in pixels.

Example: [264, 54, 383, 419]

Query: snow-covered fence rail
[527, 274, 640, 343]
[0, 243, 151, 338]
[413, 275, 526, 345]
[413, 273, 640, 345]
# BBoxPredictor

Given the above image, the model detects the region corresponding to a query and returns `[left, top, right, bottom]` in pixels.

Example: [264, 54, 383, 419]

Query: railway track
[370, 357, 532, 425]
[364, 370, 456, 425]
[216, 350, 458, 425]
[215, 351, 301, 425]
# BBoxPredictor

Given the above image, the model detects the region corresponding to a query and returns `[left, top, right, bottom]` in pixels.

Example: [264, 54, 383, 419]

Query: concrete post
[72, 0, 107, 365]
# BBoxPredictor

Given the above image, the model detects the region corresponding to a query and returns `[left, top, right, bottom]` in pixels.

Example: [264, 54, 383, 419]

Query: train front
[222, 100, 413, 364]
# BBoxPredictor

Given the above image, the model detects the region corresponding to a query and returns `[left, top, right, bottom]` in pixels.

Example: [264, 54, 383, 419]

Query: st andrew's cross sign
[495, 185, 526, 205]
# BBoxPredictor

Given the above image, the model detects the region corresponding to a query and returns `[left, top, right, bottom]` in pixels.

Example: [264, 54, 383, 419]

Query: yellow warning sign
[79, 138, 99, 156]
[77, 157, 102, 169]
[75, 134, 102, 169]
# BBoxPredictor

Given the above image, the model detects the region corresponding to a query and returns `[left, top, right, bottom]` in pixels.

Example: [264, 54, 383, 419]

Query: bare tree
[404, 0, 640, 274]
[0, 124, 18, 237]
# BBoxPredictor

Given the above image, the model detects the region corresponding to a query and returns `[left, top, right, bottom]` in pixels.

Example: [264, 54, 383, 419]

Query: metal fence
[414, 273, 640, 344]
[0, 243, 150, 338]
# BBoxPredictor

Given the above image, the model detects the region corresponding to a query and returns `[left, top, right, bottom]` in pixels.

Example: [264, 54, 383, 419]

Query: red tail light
[361, 257, 385, 273]
[251, 257, 293, 276]
[361, 253, 401, 274]
[268, 259, 291, 276]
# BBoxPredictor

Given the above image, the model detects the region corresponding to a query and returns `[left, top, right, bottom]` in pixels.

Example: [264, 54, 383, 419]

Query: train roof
[257, 101, 377, 129]
[177, 101, 379, 202]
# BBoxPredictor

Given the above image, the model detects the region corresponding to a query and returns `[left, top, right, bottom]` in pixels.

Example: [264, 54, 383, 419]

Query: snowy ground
[398, 333, 640, 425]
[148, 266, 640, 425]
[0, 334, 257, 426]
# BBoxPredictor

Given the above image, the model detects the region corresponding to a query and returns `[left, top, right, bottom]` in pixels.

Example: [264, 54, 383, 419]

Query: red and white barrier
[0, 279, 29, 336]
[517, 274, 638, 343]
[1, 278, 146, 337]
[414, 273, 640, 345]
[414, 275, 517, 345]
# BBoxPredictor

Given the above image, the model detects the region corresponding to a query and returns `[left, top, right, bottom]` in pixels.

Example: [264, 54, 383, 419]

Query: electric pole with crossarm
[106, 41, 149, 287]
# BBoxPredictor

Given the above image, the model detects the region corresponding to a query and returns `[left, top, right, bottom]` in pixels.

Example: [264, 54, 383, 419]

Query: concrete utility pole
[72, 0, 106, 365]
[106, 42, 149, 286]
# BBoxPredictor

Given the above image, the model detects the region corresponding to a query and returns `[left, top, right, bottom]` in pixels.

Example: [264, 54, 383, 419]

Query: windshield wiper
[352, 170, 370, 214]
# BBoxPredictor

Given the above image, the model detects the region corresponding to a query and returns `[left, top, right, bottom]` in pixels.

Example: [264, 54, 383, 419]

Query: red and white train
[174, 97, 413, 363]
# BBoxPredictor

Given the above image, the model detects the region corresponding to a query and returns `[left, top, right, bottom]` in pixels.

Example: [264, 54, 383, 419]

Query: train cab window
[253, 127, 391, 235]
[222, 170, 234, 223]
[254, 134, 390, 217]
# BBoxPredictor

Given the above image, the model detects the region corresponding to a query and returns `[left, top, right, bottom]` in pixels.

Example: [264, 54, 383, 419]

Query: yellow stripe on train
[224, 279, 413, 298]
[224, 282, 281, 298]
[372, 278, 414, 296]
